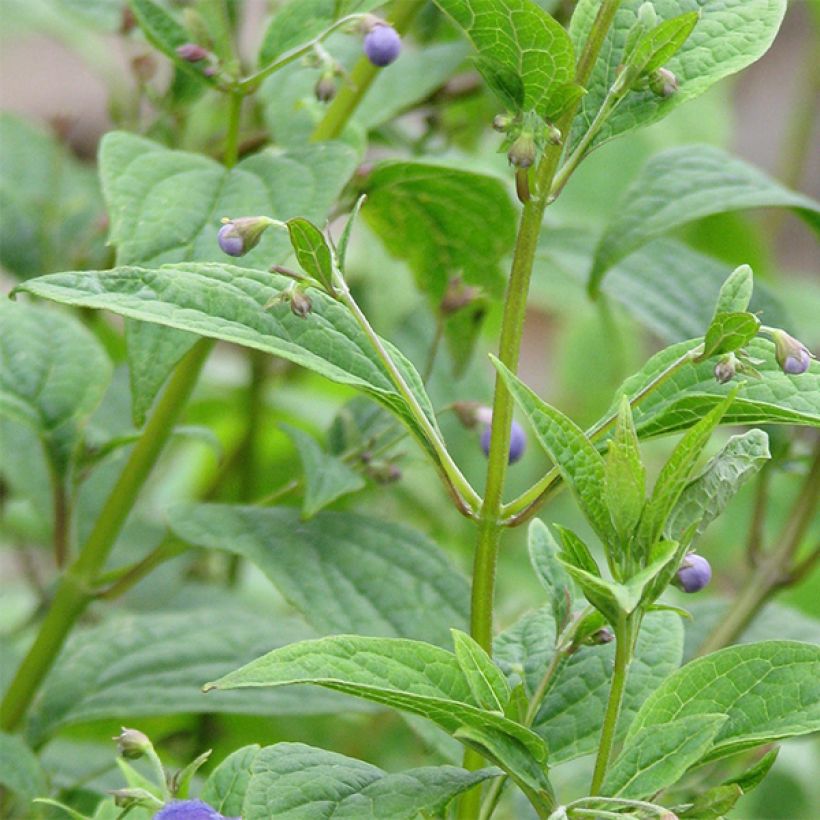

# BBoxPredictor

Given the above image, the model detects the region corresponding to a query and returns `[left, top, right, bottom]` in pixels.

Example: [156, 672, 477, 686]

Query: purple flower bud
[492, 114, 513, 133]
[648, 67, 678, 98]
[675, 554, 712, 593]
[480, 421, 527, 465]
[290, 288, 313, 318]
[507, 132, 536, 168]
[363, 23, 401, 67]
[315, 73, 337, 102]
[217, 216, 274, 258]
[176, 43, 209, 63]
[113, 727, 152, 759]
[773, 330, 812, 375]
[154, 800, 224, 820]
[713, 353, 738, 384]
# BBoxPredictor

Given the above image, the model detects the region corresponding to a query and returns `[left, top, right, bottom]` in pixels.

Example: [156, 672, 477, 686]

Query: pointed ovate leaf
[167, 505, 468, 646]
[0, 301, 111, 477]
[627, 538, 685, 610]
[636, 391, 736, 556]
[558, 563, 624, 625]
[451, 630, 511, 713]
[697, 311, 761, 361]
[280, 423, 365, 518]
[0, 732, 46, 803]
[205, 634, 549, 762]
[666, 429, 770, 544]
[724, 747, 779, 795]
[602, 714, 727, 799]
[678, 784, 743, 819]
[714, 264, 754, 316]
[588, 145, 820, 295]
[240, 742, 499, 820]
[569, 1, 788, 152]
[553, 525, 600, 578]
[336, 194, 366, 273]
[528, 520, 574, 638]
[201, 745, 260, 818]
[286, 217, 336, 294]
[494, 358, 616, 548]
[626, 641, 820, 762]
[473, 56, 525, 111]
[433, 0, 575, 119]
[15, 264, 439, 450]
[626, 12, 700, 76]
[361, 161, 516, 300]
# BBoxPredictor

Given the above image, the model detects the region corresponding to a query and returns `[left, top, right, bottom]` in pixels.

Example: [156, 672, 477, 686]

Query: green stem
[697, 437, 820, 656]
[94, 538, 190, 600]
[224, 90, 243, 168]
[48, 462, 70, 569]
[0, 340, 212, 732]
[590, 615, 635, 795]
[310, 1, 425, 142]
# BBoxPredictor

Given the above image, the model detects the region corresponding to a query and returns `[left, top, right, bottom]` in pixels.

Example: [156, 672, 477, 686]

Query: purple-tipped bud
[154, 800, 225, 820]
[480, 420, 527, 465]
[648, 67, 678, 98]
[714, 353, 738, 384]
[492, 114, 513, 133]
[675, 553, 712, 593]
[290, 289, 313, 319]
[113, 727, 152, 759]
[583, 627, 615, 646]
[176, 43, 210, 63]
[363, 23, 401, 67]
[507, 132, 536, 168]
[217, 216, 274, 258]
[315, 73, 337, 103]
[773, 330, 812, 375]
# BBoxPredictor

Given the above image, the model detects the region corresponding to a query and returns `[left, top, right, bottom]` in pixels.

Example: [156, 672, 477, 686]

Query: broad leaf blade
[286, 217, 336, 293]
[451, 630, 511, 712]
[202, 745, 260, 818]
[528, 520, 574, 637]
[0, 732, 46, 803]
[698, 311, 761, 360]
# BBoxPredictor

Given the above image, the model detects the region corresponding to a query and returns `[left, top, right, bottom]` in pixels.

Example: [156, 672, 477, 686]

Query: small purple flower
[363, 23, 401, 67]
[217, 223, 244, 256]
[675, 554, 712, 593]
[153, 800, 224, 820]
[217, 216, 274, 258]
[480, 420, 527, 465]
[176, 44, 209, 63]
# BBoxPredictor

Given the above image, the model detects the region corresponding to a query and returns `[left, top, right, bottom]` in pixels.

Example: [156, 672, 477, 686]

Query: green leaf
[528, 520, 574, 637]
[625, 12, 699, 76]
[167, 505, 468, 645]
[606, 338, 820, 440]
[361, 161, 516, 300]
[205, 635, 550, 761]
[713, 264, 754, 316]
[569, 0, 788, 151]
[26, 605, 352, 745]
[698, 312, 761, 361]
[451, 629, 511, 712]
[241, 742, 498, 820]
[433, 0, 575, 119]
[493, 358, 616, 547]
[0, 301, 111, 476]
[0, 113, 108, 279]
[588, 145, 820, 294]
[626, 640, 820, 762]
[678, 784, 743, 819]
[202, 745, 260, 818]
[98, 131, 358, 423]
[602, 714, 727, 799]
[286, 217, 336, 294]
[15, 263, 439, 447]
[336, 194, 366, 273]
[666, 429, 770, 544]
[0, 731, 46, 802]
[280, 423, 365, 518]
[724, 746, 779, 794]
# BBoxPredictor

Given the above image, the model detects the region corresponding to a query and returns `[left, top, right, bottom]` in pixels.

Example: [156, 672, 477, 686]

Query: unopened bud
[290, 288, 313, 319]
[315, 73, 337, 103]
[369, 462, 402, 484]
[480, 420, 527, 465]
[113, 727, 152, 759]
[131, 54, 156, 83]
[583, 627, 615, 645]
[492, 114, 513, 133]
[648, 67, 678, 98]
[217, 216, 275, 257]
[713, 353, 738, 384]
[110, 788, 159, 809]
[441, 276, 479, 315]
[452, 401, 484, 429]
[773, 329, 812, 375]
[545, 123, 562, 145]
[507, 132, 536, 168]
[176, 43, 210, 63]
[362, 21, 401, 67]
[674, 553, 712, 593]
[154, 799, 225, 819]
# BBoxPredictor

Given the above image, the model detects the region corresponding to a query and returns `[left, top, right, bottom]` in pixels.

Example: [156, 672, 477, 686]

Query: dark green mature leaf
[434, 0, 576, 119]
[493, 358, 616, 547]
[602, 714, 726, 799]
[626, 641, 820, 762]
[15, 263, 439, 447]
[0, 301, 111, 476]
[588, 145, 820, 294]
[280, 423, 365, 518]
[528, 520, 574, 637]
[0, 113, 107, 279]
[26, 606, 355, 746]
[0, 732, 46, 802]
[99, 131, 358, 423]
[167, 505, 468, 645]
[666, 429, 770, 543]
[286, 217, 336, 293]
[698, 311, 761, 360]
[451, 630, 511, 712]
[205, 635, 550, 761]
[569, 0, 788, 151]
[202, 745, 260, 818]
[362, 161, 516, 300]
[237, 742, 498, 820]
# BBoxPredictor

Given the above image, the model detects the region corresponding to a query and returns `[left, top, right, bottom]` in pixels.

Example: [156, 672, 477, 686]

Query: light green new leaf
[362, 161, 516, 300]
[604, 397, 645, 547]
[678, 784, 743, 819]
[713, 264, 754, 316]
[451, 629, 511, 712]
[569, 0, 788, 152]
[0, 732, 46, 802]
[666, 429, 770, 543]
[240, 742, 498, 820]
[624, 12, 699, 76]
[98, 131, 358, 423]
[167, 505, 468, 646]
[205, 635, 550, 761]
[202, 745, 260, 818]
[433, 0, 575, 119]
[15, 263, 439, 447]
[286, 217, 336, 294]
[698, 311, 761, 361]
[588, 145, 820, 294]
[280, 423, 365, 518]
[603, 714, 726, 799]
[626, 640, 820, 762]
[0, 301, 111, 476]
[528, 520, 574, 637]
[493, 358, 616, 547]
